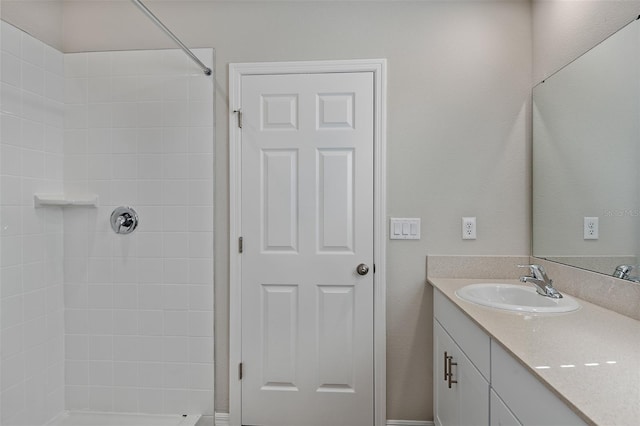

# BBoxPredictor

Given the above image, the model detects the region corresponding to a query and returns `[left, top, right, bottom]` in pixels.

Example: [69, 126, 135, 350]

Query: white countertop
[428, 277, 640, 426]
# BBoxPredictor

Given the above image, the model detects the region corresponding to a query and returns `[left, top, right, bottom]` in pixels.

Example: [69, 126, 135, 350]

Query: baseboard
[214, 412, 229, 426]
[213, 413, 432, 426]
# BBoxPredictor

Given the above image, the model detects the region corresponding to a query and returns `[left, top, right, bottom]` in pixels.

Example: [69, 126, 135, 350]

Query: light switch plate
[390, 218, 421, 240]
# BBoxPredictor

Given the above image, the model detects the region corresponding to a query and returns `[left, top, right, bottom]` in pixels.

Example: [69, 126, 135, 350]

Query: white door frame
[229, 59, 387, 426]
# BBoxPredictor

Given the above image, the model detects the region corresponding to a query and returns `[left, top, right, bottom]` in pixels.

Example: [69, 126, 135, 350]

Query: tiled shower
[0, 21, 215, 425]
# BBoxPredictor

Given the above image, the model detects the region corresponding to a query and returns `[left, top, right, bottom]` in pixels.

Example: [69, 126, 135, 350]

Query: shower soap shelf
[34, 194, 98, 208]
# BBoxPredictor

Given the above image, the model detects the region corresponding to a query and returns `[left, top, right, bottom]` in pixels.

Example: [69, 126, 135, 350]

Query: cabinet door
[434, 321, 489, 426]
[491, 341, 586, 425]
[490, 390, 521, 426]
[457, 346, 489, 426]
[434, 321, 459, 426]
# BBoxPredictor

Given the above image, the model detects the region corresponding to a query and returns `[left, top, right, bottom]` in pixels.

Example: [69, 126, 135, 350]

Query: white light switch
[390, 218, 421, 240]
[393, 222, 401, 236]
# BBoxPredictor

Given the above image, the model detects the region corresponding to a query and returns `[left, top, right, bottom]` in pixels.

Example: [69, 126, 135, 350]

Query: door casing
[228, 59, 387, 426]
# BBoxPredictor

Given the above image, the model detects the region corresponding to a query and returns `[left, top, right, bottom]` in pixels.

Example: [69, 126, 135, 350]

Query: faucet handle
[517, 264, 551, 282]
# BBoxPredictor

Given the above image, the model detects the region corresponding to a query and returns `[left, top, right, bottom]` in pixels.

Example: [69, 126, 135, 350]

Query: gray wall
[4, 0, 534, 420]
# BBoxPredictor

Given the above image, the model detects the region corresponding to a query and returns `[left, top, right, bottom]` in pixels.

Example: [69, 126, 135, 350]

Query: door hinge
[233, 109, 242, 128]
[239, 362, 244, 380]
[373, 264, 376, 274]
[239, 237, 243, 253]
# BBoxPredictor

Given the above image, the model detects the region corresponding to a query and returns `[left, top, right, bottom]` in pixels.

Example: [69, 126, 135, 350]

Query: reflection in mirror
[533, 18, 640, 279]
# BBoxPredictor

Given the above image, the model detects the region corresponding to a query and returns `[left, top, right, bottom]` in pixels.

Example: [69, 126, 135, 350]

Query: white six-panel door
[239, 72, 375, 426]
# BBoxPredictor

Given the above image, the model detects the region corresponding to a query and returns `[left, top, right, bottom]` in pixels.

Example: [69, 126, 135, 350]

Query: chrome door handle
[356, 263, 370, 276]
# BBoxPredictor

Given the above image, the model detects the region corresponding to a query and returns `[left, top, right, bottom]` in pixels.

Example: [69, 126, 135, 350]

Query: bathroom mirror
[532, 18, 640, 278]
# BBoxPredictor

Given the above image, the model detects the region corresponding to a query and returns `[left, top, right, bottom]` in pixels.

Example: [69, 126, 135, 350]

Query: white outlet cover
[584, 217, 599, 240]
[462, 217, 476, 240]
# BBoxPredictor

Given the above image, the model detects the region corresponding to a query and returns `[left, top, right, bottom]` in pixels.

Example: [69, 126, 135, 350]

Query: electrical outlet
[462, 217, 476, 240]
[584, 217, 599, 240]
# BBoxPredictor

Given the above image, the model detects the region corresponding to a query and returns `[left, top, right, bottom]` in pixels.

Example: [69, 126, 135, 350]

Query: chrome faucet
[613, 264, 633, 280]
[612, 265, 640, 282]
[518, 264, 563, 299]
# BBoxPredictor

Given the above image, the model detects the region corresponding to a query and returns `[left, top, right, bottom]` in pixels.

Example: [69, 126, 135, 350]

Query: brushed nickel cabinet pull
[447, 355, 458, 389]
[444, 351, 449, 381]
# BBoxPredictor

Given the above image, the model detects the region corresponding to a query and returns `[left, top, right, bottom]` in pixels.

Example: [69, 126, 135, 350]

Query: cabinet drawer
[491, 340, 586, 426]
[434, 289, 490, 379]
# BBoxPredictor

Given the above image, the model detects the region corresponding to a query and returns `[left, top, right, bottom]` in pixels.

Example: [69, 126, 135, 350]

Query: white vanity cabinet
[434, 289, 587, 426]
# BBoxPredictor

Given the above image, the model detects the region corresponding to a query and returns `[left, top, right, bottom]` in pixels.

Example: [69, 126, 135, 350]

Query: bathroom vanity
[430, 276, 640, 426]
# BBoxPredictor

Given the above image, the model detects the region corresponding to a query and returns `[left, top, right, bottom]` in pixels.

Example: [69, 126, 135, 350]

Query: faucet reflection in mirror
[532, 16, 640, 279]
[612, 264, 640, 282]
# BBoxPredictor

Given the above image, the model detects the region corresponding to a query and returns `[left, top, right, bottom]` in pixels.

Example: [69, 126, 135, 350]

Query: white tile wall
[62, 49, 215, 416]
[1, 21, 214, 423]
[0, 21, 66, 426]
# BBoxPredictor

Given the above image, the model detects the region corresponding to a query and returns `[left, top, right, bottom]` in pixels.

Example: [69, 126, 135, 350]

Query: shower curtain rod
[130, 0, 212, 76]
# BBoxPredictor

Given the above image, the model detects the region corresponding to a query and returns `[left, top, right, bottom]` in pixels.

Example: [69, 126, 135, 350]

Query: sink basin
[455, 283, 580, 313]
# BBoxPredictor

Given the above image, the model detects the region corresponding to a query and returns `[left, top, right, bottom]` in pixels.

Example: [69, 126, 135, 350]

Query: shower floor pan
[49, 411, 201, 426]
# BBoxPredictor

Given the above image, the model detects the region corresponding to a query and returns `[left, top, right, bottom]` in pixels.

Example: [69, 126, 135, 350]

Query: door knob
[356, 263, 370, 276]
